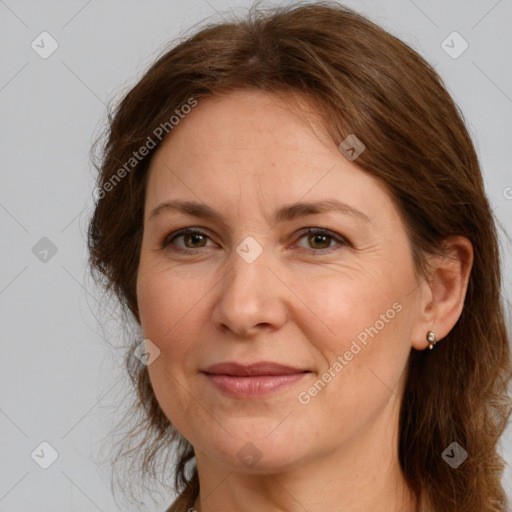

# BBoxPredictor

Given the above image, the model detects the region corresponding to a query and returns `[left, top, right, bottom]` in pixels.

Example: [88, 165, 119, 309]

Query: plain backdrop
[1, 1, 511, 511]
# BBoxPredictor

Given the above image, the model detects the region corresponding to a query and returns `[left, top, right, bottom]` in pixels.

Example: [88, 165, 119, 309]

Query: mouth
[200, 361, 312, 398]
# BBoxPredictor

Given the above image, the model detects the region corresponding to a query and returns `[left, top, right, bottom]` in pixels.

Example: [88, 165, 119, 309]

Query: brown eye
[294, 228, 349, 253]
[162, 228, 212, 250]
[182, 232, 207, 248]
[307, 232, 332, 249]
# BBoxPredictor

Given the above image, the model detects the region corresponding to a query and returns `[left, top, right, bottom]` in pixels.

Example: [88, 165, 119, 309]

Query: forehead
[145, 90, 395, 226]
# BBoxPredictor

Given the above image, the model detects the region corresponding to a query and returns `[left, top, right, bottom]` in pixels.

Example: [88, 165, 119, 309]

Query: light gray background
[1, 1, 511, 511]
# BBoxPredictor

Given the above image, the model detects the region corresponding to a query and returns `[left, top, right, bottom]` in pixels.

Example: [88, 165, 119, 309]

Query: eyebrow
[147, 198, 371, 225]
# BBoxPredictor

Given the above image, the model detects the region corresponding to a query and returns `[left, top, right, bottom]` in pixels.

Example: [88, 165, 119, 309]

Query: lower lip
[203, 372, 309, 398]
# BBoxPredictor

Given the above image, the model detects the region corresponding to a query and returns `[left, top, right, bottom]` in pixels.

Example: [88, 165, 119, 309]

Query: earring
[426, 330, 437, 350]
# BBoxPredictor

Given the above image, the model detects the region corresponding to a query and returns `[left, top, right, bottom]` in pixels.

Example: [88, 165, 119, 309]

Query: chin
[196, 428, 312, 474]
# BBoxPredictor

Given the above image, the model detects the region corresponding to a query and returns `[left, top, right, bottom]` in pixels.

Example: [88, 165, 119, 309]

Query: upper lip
[201, 361, 310, 376]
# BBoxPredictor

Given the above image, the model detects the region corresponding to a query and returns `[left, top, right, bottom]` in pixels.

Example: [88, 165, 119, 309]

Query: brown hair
[87, 2, 512, 511]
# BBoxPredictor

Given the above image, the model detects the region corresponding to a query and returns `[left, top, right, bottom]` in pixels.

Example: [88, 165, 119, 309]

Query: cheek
[136, 259, 222, 397]
[292, 276, 412, 444]
[288, 264, 407, 354]
[136, 259, 208, 344]
[287, 260, 415, 415]
[136, 267, 209, 433]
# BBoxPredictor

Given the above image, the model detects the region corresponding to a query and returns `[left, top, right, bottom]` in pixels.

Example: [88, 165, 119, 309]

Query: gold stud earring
[426, 330, 437, 350]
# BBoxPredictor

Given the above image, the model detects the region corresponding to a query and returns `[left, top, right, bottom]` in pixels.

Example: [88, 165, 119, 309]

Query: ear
[411, 236, 473, 350]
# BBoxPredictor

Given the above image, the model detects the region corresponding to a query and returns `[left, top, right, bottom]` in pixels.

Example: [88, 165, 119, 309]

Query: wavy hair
[87, 2, 512, 510]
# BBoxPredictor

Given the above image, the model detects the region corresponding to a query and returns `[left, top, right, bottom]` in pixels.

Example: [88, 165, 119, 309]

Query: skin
[136, 89, 473, 512]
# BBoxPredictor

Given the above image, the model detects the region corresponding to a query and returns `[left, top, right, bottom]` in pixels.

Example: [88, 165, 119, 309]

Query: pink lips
[201, 362, 310, 398]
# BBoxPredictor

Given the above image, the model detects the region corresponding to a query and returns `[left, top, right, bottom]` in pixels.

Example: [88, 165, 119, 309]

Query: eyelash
[161, 227, 349, 254]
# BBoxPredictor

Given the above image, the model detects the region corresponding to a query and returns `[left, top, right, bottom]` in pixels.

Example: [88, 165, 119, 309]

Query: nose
[211, 243, 288, 338]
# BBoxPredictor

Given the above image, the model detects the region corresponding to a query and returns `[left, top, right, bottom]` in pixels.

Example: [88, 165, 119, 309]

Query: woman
[88, 2, 512, 511]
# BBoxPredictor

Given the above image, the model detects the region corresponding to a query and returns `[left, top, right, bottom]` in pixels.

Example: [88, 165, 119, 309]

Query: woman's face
[136, 90, 428, 473]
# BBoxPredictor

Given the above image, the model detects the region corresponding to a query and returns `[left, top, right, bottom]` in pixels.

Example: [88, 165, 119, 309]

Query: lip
[202, 361, 308, 376]
[201, 361, 311, 398]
